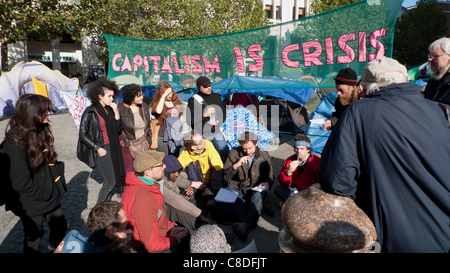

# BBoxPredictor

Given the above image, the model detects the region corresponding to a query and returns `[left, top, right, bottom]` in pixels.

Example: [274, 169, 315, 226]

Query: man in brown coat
[222, 131, 274, 241]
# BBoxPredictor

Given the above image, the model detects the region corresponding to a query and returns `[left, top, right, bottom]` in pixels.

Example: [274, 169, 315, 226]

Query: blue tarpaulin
[212, 75, 317, 105]
[305, 92, 337, 155]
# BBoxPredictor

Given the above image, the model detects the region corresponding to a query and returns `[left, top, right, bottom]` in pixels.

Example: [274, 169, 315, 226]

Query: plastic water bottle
[289, 187, 298, 197]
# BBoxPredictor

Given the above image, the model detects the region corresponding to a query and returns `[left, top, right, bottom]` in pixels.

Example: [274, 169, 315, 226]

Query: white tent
[0, 60, 79, 116]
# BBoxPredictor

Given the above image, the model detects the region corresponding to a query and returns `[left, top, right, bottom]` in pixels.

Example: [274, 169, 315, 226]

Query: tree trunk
[52, 38, 62, 71]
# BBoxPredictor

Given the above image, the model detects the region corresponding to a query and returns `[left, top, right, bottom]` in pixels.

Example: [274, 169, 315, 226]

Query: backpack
[186, 160, 204, 183]
[54, 230, 102, 253]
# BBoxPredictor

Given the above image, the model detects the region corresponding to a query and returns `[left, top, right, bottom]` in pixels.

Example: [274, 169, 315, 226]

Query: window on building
[265, 5, 272, 18]
[293, 7, 305, 20]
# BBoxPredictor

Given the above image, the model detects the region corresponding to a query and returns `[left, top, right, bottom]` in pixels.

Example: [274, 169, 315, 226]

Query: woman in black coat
[3, 94, 67, 253]
[77, 78, 125, 204]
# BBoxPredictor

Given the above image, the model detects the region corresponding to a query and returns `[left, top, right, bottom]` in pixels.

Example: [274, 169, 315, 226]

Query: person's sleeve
[223, 149, 238, 182]
[318, 121, 360, 199]
[177, 151, 189, 169]
[186, 97, 207, 130]
[163, 183, 202, 217]
[79, 111, 101, 152]
[209, 143, 224, 171]
[277, 157, 292, 187]
[264, 153, 274, 188]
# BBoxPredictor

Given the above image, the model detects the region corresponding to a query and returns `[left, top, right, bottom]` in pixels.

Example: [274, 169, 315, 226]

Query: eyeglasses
[428, 53, 448, 59]
[151, 162, 165, 169]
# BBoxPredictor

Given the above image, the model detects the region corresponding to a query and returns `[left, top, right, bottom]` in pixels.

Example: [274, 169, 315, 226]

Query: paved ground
[0, 112, 295, 253]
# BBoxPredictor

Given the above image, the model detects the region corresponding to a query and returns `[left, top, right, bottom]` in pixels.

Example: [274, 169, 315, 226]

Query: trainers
[232, 222, 249, 242]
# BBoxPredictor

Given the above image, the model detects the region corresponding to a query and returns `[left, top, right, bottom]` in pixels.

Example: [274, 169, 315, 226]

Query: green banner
[105, 0, 402, 88]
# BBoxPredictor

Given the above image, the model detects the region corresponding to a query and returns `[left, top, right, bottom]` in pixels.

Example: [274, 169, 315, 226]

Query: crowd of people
[3, 37, 450, 253]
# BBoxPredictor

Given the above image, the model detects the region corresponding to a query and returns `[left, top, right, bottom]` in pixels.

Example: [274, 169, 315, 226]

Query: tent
[0, 60, 79, 116]
[212, 75, 317, 106]
[222, 106, 276, 151]
[111, 74, 144, 89]
[305, 92, 337, 155]
[211, 75, 318, 135]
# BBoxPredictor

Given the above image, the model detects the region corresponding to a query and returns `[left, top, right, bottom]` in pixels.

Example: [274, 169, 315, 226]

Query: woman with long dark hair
[77, 78, 125, 204]
[3, 94, 67, 253]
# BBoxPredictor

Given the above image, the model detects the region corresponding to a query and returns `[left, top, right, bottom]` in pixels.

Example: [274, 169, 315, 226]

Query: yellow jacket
[177, 140, 223, 184]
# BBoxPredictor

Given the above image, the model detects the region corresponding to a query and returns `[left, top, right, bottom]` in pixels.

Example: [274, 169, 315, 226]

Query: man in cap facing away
[121, 150, 188, 253]
[319, 56, 450, 253]
[323, 67, 363, 131]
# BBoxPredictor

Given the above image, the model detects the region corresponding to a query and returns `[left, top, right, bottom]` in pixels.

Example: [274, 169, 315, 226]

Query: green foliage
[1, 0, 269, 63]
[79, 0, 270, 62]
[310, 0, 361, 14]
[393, 0, 447, 67]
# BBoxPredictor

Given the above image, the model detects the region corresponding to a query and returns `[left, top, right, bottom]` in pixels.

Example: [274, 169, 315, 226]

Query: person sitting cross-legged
[221, 131, 274, 241]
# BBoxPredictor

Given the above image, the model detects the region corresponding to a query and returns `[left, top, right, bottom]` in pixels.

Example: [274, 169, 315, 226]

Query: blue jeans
[204, 132, 229, 163]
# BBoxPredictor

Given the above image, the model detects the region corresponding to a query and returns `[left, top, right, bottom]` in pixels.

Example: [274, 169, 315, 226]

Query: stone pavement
[0, 112, 295, 253]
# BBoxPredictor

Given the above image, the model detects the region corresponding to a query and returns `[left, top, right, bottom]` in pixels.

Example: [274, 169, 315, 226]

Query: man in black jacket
[319, 56, 450, 253]
[186, 77, 228, 162]
[424, 37, 450, 110]
[323, 67, 362, 131]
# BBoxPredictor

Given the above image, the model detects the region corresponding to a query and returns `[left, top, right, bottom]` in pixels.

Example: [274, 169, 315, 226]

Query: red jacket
[278, 154, 320, 190]
[121, 172, 176, 253]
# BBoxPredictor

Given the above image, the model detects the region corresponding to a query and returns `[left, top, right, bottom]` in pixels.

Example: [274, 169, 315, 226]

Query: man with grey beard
[424, 37, 450, 110]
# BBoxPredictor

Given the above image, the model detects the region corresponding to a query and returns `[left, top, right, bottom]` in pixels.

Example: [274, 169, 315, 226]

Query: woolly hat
[190, 225, 231, 253]
[133, 150, 165, 173]
[334, 67, 358, 86]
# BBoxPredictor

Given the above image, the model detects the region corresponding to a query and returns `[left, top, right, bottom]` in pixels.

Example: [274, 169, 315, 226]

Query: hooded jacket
[121, 172, 177, 253]
[162, 155, 202, 218]
[319, 82, 450, 253]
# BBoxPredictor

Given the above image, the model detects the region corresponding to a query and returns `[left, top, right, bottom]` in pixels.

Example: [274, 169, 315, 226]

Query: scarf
[94, 103, 125, 189]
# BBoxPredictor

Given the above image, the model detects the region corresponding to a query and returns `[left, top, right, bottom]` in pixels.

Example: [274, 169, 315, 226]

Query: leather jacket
[77, 105, 121, 168]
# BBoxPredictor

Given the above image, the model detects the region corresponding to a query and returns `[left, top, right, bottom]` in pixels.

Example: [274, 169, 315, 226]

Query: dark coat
[3, 140, 66, 217]
[423, 73, 450, 106]
[77, 105, 122, 168]
[223, 146, 274, 192]
[319, 82, 450, 253]
[186, 91, 226, 137]
[118, 102, 152, 147]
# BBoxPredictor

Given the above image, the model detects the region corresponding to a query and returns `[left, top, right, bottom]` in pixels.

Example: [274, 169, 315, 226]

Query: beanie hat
[133, 150, 165, 172]
[190, 225, 231, 253]
[334, 67, 358, 86]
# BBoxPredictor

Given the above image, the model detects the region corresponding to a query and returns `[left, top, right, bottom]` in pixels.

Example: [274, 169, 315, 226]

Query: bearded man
[323, 67, 363, 131]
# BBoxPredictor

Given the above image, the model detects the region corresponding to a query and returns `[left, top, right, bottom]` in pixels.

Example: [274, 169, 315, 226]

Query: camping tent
[305, 92, 337, 155]
[211, 75, 318, 135]
[212, 75, 317, 106]
[0, 60, 79, 116]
